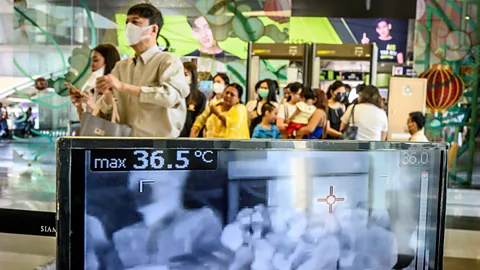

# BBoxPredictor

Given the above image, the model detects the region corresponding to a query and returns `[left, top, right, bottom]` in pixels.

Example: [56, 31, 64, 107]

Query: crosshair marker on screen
[317, 186, 345, 213]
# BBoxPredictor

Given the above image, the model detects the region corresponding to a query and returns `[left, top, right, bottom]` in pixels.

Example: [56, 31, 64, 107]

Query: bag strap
[253, 100, 260, 115]
[91, 94, 120, 123]
[349, 104, 356, 126]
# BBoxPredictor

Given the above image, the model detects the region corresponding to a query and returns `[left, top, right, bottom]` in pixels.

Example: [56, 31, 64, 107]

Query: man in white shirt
[407, 111, 429, 142]
[95, 4, 189, 137]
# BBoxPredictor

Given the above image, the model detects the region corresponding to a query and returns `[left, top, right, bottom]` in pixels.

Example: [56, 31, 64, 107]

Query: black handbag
[341, 104, 358, 140]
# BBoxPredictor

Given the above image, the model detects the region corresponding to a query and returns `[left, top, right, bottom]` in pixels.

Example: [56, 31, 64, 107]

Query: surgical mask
[213, 83, 225, 94]
[93, 66, 105, 77]
[82, 66, 105, 92]
[125, 23, 152, 46]
[334, 92, 345, 102]
[186, 75, 192, 85]
[257, 88, 269, 99]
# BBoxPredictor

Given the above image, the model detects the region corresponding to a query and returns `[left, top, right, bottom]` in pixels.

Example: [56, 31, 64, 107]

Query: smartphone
[65, 83, 86, 98]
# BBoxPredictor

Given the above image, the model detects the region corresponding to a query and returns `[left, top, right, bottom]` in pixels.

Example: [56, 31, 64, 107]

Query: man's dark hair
[409, 111, 426, 130]
[301, 88, 316, 101]
[289, 82, 304, 95]
[376, 18, 391, 26]
[93, 44, 121, 75]
[261, 102, 276, 116]
[127, 4, 164, 43]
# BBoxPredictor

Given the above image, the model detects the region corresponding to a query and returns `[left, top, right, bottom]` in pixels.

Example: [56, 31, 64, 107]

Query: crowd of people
[66, 3, 428, 143]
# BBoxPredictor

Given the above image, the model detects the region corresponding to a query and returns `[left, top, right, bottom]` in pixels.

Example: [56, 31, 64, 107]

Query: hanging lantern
[264, 0, 291, 24]
[418, 64, 464, 113]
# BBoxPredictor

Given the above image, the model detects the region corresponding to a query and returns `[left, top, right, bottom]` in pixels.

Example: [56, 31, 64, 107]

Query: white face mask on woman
[213, 83, 225, 94]
[83, 66, 105, 91]
[185, 75, 192, 85]
[125, 23, 153, 46]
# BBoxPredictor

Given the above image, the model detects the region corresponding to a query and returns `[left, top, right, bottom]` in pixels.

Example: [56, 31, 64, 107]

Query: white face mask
[213, 82, 225, 94]
[93, 66, 105, 77]
[82, 66, 105, 91]
[125, 23, 153, 46]
[186, 75, 192, 85]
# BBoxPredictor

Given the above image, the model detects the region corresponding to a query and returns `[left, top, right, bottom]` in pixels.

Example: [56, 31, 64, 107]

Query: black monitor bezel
[56, 137, 448, 270]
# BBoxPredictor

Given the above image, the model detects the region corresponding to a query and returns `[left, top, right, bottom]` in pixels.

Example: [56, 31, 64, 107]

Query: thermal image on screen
[83, 150, 440, 270]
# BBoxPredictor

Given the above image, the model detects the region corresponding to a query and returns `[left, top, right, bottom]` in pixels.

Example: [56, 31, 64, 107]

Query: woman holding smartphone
[68, 44, 120, 118]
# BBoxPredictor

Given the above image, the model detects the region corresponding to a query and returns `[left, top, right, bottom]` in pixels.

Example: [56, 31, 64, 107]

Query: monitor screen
[341, 18, 409, 64]
[58, 140, 446, 270]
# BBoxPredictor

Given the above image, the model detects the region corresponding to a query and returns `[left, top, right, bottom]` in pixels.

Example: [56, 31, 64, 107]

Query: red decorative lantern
[34, 77, 48, 91]
[264, 0, 291, 24]
[418, 64, 464, 113]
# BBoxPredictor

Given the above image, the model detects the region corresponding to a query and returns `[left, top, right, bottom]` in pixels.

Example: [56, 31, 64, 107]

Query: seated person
[252, 103, 281, 139]
[408, 111, 428, 142]
[286, 89, 317, 138]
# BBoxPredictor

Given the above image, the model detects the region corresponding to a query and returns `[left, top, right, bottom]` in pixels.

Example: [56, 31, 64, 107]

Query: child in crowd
[252, 103, 281, 139]
[286, 89, 316, 138]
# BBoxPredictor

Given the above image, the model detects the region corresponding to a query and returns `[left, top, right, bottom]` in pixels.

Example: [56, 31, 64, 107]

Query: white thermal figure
[229, 245, 253, 270]
[237, 208, 254, 224]
[266, 208, 297, 257]
[221, 222, 244, 251]
[323, 212, 340, 235]
[128, 171, 190, 227]
[366, 226, 398, 269]
[286, 211, 307, 242]
[272, 252, 292, 270]
[85, 215, 108, 270]
[236, 207, 254, 245]
[269, 207, 291, 234]
[409, 229, 418, 251]
[370, 208, 391, 229]
[251, 239, 276, 270]
[336, 207, 369, 268]
[297, 236, 340, 270]
[251, 209, 265, 240]
[350, 208, 369, 260]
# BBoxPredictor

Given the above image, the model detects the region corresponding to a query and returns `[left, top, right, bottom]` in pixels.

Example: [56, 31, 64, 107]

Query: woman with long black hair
[246, 79, 279, 134]
[68, 44, 121, 117]
[180, 62, 207, 137]
[325, 81, 347, 139]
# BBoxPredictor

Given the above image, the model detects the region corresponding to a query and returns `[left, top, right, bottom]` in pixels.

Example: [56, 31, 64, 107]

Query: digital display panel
[62, 142, 446, 270]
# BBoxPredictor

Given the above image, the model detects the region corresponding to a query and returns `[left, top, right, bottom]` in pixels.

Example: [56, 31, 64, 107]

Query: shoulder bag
[79, 95, 132, 137]
[341, 105, 358, 140]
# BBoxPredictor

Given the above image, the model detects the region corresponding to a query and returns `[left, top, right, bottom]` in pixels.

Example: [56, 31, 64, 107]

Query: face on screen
[83, 149, 441, 270]
[376, 20, 392, 39]
[192, 16, 216, 49]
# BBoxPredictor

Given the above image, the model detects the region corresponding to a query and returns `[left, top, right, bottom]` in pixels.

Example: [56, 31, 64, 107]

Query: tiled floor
[0, 140, 479, 269]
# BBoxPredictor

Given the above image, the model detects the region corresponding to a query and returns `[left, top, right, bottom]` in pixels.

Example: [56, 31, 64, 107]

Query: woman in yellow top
[190, 84, 249, 139]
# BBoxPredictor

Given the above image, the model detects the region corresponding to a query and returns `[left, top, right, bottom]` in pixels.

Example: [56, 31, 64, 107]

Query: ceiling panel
[37, 0, 417, 23]
[292, 0, 417, 19]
